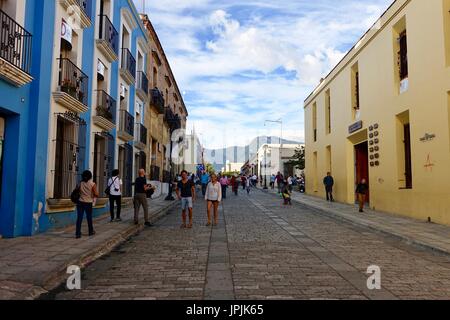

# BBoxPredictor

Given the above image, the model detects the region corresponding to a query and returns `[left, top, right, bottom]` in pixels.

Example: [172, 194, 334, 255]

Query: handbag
[70, 184, 81, 204]
[105, 177, 118, 196]
[146, 185, 155, 198]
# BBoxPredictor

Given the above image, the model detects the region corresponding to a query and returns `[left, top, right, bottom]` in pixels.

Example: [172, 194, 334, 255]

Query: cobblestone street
[50, 189, 450, 300]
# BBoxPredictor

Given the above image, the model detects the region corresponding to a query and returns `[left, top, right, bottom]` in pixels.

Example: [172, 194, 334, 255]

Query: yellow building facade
[304, 0, 450, 226]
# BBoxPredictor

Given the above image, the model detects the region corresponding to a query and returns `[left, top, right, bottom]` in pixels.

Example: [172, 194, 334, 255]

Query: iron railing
[164, 107, 181, 131]
[135, 123, 147, 146]
[137, 71, 149, 95]
[151, 89, 165, 114]
[57, 58, 89, 106]
[150, 165, 160, 181]
[121, 48, 136, 79]
[53, 139, 84, 199]
[0, 9, 32, 74]
[96, 90, 116, 124]
[98, 14, 118, 56]
[118, 109, 134, 137]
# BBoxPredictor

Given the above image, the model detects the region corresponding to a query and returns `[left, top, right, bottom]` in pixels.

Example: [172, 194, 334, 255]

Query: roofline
[140, 14, 188, 117]
[303, 0, 407, 107]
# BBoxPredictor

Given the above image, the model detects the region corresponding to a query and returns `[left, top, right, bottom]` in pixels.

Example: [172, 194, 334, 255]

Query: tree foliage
[287, 146, 305, 170]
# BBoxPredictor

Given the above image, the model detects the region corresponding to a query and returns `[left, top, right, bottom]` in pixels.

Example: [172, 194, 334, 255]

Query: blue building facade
[0, 0, 150, 238]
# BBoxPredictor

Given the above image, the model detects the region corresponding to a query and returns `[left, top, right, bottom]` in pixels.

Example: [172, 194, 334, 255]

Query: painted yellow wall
[304, 0, 450, 226]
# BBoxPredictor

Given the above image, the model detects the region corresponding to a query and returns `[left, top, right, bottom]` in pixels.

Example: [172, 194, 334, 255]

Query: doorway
[354, 141, 369, 203]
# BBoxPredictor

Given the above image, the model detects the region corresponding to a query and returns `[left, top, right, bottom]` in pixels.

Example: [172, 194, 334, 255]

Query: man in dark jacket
[356, 178, 369, 212]
[323, 172, 334, 202]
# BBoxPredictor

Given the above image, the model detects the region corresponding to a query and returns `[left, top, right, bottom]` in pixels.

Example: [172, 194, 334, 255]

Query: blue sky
[135, 0, 393, 149]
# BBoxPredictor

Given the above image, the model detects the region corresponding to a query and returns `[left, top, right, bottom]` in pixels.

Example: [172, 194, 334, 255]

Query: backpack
[70, 184, 81, 204]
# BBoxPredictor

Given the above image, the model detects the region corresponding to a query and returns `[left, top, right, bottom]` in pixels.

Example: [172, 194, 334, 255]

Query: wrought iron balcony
[94, 90, 116, 130]
[136, 71, 149, 100]
[55, 58, 89, 112]
[0, 9, 33, 86]
[134, 123, 148, 149]
[150, 89, 165, 114]
[97, 15, 118, 60]
[164, 107, 181, 131]
[118, 109, 134, 141]
[120, 48, 135, 84]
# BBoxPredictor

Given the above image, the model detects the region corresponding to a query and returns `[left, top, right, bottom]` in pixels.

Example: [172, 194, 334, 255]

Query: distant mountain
[204, 136, 303, 171]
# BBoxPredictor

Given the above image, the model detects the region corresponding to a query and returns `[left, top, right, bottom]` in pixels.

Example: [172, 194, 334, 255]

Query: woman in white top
[205, 173, 222, 227]
[108, 169, 123, 222]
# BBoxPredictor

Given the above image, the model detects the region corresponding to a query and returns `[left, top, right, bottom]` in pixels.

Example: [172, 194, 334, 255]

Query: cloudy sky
[135, 0, 393, 149]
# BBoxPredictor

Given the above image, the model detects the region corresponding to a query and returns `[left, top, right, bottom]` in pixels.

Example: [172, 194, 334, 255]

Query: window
[313, 151, 318, 192]
[153, 67, 158, 88]
[93, 133, 114, 198]
[312, 102, 317, 142]
[326, 145, 332, 173]
[393, 17, 408, 93]
[351, 62, 360, 119]
[396, 110, 412, 189]
[325, 90, 331, 134]
[53, 115, 86, 199]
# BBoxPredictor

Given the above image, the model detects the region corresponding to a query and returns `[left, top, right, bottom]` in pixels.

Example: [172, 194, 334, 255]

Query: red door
[355, 142, 369, 203]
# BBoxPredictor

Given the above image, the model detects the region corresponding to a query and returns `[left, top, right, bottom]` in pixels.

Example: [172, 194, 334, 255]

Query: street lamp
[263, 145, 268, 189]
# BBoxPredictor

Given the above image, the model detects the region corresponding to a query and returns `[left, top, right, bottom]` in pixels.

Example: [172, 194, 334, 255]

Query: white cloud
[139, 0, 394, 149]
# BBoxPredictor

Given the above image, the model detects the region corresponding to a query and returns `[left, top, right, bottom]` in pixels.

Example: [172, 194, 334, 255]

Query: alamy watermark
[66, 265, 81, 290]
[366, 265, 381, 290]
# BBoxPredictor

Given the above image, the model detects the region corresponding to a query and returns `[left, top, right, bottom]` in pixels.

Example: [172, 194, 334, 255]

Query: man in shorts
[176, 170, 196, 229]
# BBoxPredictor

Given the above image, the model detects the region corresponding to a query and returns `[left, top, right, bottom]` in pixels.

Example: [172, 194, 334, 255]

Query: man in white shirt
[108, 169, 123, 222]
[287, 176, 293, 192]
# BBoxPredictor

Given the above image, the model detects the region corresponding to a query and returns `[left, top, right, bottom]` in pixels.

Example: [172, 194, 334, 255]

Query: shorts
[207, 199, 219, 204]
[181, 197, 193, 210]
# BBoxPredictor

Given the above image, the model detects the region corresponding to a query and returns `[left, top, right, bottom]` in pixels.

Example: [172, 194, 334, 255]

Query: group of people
[323, 172, 369, 212]
[72, 168, 156, 239]
[176, 170, 222, 228]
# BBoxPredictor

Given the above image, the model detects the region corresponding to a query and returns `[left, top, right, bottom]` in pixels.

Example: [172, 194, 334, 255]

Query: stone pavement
[48, 189, 450, 300]
[262, 187, 450, 256]
[0, 196, 178, 300]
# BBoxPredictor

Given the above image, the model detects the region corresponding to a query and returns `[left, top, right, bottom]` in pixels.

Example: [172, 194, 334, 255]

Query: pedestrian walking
[201, 171, 210, 196]
[133, 169, 153, 227]
[281, 181, 292, 205]
[276, 172, 283, 193]
[176, 170, 196, 229]
[241, 175, 247, 190]
[323, 172, 335, 202]
[231, 175, 238, 196]
[219, 175, 229, 199]
[270, 174, 276, 189]
[75, 170, 99, 239]
[107, 169, 122, 222]
[205, 174, 222, 226]
[356, 179, 369, 213]
[246, 176, 251, 194]
[287, 175, 293, 192]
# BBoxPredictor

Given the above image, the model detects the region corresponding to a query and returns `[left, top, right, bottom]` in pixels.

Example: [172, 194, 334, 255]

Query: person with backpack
[75, 170, 99, 239]
[281, 180, 292, 206]
[107, 169, 122, 222]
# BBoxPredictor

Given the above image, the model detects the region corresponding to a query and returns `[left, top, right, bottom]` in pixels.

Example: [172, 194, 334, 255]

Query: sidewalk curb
[260, 189, 450, 257]
[20, 200, 179, 300]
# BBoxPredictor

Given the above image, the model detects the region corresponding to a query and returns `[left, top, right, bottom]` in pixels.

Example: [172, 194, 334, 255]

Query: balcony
[59, 0, 92, 29]
[53, 58, 89, 113]
[93, 90, 116, 131]
[96, 15, 118, 62]
[0, 9, 33, 87]
[120, 48, 135, 85]
[117, 109, 134, 142]
[134, 123, 148, 150]
[136, 71, 149, 101]
[164, 107, 181, 131]
[150, 165, 160, 181]
[150, 89, 165, 114]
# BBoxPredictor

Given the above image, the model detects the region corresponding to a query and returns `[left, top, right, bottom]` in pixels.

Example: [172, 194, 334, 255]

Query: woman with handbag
[76, 170, 99, 239]
[107, 169, 122, 222]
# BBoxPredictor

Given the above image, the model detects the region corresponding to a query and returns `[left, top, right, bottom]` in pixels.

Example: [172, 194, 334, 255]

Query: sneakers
[115, 218, 122, 222]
